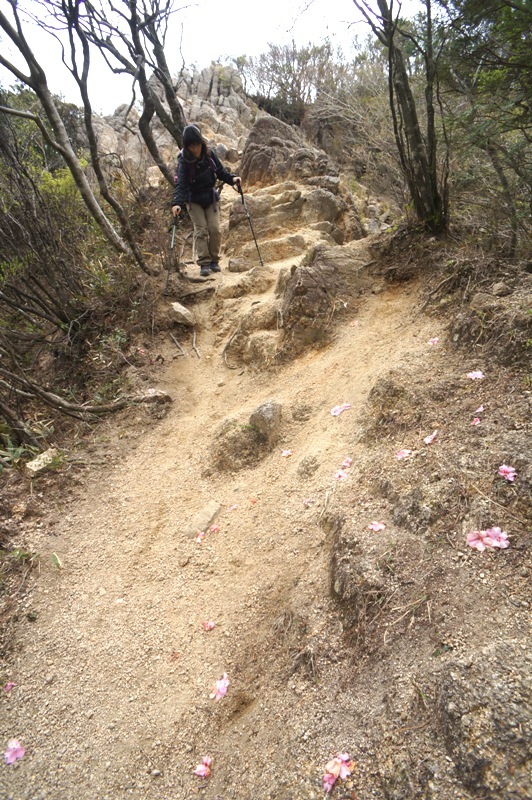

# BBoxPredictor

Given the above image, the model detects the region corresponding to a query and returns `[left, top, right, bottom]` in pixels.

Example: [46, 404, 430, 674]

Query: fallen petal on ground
[396, 449, 412, 460]
[330, 403, 351, 416]
[467, 527, 509, 551]
[4, 740, 26, 764]
[194, 756, 212, 778]
[498, 464, 517, 482]
[210, 673, 229, 700]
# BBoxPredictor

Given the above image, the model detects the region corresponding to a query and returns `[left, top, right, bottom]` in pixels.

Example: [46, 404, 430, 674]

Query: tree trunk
[375, 0, 447, 233]
[0, 6, 133, 258]
[65, 14, 152, 274]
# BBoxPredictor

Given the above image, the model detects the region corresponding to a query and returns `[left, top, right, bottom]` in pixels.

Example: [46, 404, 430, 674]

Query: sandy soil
[2, 231, 529, 800]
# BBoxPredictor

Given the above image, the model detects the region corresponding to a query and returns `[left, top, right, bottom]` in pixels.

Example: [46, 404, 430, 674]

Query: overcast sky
[0, 0, 423, 115]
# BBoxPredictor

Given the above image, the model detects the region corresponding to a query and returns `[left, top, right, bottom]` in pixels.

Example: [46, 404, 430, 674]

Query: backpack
[174, 151, 224, 196]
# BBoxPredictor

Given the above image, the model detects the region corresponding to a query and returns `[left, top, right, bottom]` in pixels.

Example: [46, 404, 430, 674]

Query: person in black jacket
[172, 124, 241, 277]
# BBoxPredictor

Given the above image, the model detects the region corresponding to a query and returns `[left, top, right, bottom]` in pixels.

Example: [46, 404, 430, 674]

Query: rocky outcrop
[174, 66, 258, 155]
[226, 180, 363, 262]
[93, 65, 260, 185]
[240, 116, 334, 188]
[278, 239, 375, 359]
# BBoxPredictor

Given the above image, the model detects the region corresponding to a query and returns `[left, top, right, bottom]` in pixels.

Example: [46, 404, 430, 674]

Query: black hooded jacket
[172, 146, 235, 209]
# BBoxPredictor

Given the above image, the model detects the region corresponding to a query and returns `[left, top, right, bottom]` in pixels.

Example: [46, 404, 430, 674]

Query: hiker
[172, 124, 242, 277]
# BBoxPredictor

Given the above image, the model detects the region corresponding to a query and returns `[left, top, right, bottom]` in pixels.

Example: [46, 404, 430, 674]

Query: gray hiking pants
[188, 202, 221, 267]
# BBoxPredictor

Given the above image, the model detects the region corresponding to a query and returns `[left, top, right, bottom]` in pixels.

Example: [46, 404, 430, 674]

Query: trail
[2, 240, 441, 800]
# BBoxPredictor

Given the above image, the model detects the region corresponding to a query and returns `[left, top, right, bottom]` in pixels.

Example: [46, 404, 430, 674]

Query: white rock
[169, 301, 195, 327]
[25, 448, 60, 478]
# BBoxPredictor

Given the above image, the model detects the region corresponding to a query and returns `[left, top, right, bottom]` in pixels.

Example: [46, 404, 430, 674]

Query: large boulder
[225, 180, 361, 258]
[240, 116, 335, 188]
[278, 239, 374, 359]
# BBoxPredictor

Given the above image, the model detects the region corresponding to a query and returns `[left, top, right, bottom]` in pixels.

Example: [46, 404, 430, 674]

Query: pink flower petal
[467, 370, 484, 380]
[323, 753, 354, 791]
[467, 527, 510, 551]
[396, 449, 412, 460]
[4, 739, 26, 764]
[466, 530, 486, 551]
[428, 337, 439, 345]
[423, 430, 438, 445]
[498, 464, 516, 482]
[4, 682, 16, 693]
[474, 405, 484, 413]
[281, 449, 293, 457]
[484, 526, 510, 549]
[303, 498, 313, 507]
[194, 756, 212, 778]
[330, 403, 351, 416]
[323, 773, 337, 793]
[226, 504, 238, 512]
[202, 621, 216, 631]
[471, 417, 481, 426]
[194, 530, 205, 543]
[209, 672, 229, 700]
[335, 469, 349, 481]
[341, 456, 353, 468]
[368, 521, 386, 531]
[209, 524, 220, 533]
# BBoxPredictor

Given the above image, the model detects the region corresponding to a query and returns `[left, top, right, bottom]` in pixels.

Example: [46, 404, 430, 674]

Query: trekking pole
[238, 184, 264, 267]
[164, 215, 178, 295]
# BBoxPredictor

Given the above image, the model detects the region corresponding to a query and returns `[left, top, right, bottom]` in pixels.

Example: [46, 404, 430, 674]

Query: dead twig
[389, 595, 428, 626]
[169, 333, 187, 356]
[414, 273, 456, 317]
[190, 327, 201, 359]
[221, 323, 242, 370]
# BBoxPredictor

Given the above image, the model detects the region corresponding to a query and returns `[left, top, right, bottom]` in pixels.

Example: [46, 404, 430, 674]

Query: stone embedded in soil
[184, 500, 221, 537]
[25, 448, 60, 478]
[248, 401, 283, 445]
[228, 257, 253, 273]
[169, 301, 195, 327]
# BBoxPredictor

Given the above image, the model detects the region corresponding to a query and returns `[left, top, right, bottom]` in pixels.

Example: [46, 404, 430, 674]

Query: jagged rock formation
[174, 66, 258, 155]
[240, 116, 333, 187]
[93, 65, 260, 185]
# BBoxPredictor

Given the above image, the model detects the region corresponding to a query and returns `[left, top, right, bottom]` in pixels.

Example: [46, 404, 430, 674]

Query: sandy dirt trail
[1, 247, 440, 800]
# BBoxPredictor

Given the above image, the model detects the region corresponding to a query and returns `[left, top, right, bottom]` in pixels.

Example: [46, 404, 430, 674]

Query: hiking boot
[209, 261, 221, 273]
[200, 265, 210, 277]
